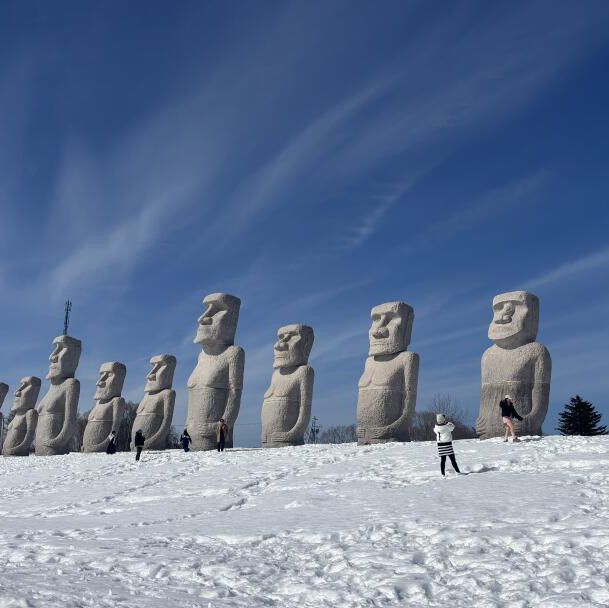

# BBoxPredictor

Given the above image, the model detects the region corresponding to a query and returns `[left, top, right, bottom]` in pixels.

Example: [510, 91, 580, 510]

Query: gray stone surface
[82, 362, 127, 453]
[131, 354, 176, 450]
[476, 291, 552, 439]
[357, 301, 419, 445]
[261, 324, 314, 448]
[0, 383, 8, 409]
[35, 335, 81, 456]
[187, 293, 244, 451]
[2, 377, 41, 456]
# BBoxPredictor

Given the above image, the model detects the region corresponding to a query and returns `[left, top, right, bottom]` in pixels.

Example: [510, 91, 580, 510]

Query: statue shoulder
[399, 351, 419, 368]
[299, 365, 314, 380]
[226, 345, 245, 364]
[527, 341, 551, 358]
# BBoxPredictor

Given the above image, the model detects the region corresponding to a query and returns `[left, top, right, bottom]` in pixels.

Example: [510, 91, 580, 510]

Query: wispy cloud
[523, 244, 609, 290]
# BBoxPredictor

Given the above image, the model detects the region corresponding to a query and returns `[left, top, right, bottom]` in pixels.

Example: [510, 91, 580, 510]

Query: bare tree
[165, 426, 180, 449]
[72, 409, 90, 452]
[409, 393, 476, 441]
[320, 424, 357, 444]
[116, 401, 139, 451]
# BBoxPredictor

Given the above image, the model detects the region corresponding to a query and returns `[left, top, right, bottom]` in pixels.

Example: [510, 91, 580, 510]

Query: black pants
[136, 446, 143, 461]
[440, 454, 460, 475]
[217, 436, 225, 452]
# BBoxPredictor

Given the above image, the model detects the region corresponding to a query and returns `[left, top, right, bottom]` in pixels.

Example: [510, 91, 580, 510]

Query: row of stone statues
[0, 290, 552, 456]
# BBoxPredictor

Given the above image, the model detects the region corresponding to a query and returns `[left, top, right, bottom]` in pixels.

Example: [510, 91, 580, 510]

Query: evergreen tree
[557, 395, 607, 436]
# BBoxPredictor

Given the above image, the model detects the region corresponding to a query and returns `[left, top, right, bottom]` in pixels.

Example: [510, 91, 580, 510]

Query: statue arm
[144, 391, 175, 448]
[527, 346, 552, 426]
[222, 348, 245, 430]
[10, 410, 38, 453]
[112, 397, 125, 433]
[275, 367, 314, 443]
[47, 379, 80, 449]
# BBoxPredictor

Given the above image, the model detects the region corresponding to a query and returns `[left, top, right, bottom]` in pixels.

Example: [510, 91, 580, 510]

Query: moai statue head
[94, 362, 127, 401]
[11, 377, 42, 414]
[0, 383, 8, 408]
[488, 291, 539, 349]
[145, 354, 177, 393]
[194, 293, 241, 347]
[273, 324, 314, 368]
[368, 301, 414, 356]
[47, 335, 82, 380]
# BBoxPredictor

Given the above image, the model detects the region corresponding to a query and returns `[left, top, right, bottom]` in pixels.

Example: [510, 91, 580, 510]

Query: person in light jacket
[216, 418, 228, 452]
[434, 414, 462, 477]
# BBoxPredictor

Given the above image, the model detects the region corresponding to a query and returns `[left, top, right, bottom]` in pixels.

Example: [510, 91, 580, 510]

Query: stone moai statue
[261, 325, 315, 448]
[82, 362, 127, 453]
[476, 291, 552, 439]
[356, 301, 419, 445]
[3, 377, 41, 456]
[187, 293, 244, 451]
[131, 354, 176, 450]
[35, 335, 81, 456]
[0, 383, 8, 409]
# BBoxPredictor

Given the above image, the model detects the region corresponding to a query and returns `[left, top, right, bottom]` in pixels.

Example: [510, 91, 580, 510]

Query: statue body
[0, 383, 8, 409]
[35, 335, 81, 456]
[357, 302, 419, 445]
[187, 293, 244, 451]
[3, 377, 41, 457]
[261, 324, 314, 448]
[82, 362, 126, 453]
[477, 291, 551, 439]
[132, 355, 176, 450]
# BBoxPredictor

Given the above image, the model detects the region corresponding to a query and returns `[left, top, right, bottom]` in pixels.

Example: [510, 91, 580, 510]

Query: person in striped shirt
[434, 413, 462, 477]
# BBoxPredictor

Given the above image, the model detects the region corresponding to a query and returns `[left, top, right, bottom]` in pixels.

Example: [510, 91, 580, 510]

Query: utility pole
[310, 416, 320, 444]
[63, 300, 72, 335]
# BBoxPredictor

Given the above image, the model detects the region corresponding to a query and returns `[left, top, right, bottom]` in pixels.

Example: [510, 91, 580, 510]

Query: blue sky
[1, 1, 609, 446]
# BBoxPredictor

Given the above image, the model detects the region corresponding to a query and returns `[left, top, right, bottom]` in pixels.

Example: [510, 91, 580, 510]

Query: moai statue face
[488, 291, 539, 348]
[94, 362, 127, 400]
[194, 293, 241, 347]
[145, 355, 177, 393]
[273, 325, 314, 369]
[368, 301, 414, 356]
[47, 335, 82, 380]
[0, 383, 8, 408]
[12, 377, 42, 413]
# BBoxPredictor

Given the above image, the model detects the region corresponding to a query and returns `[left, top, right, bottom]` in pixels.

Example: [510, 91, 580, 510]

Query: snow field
[1, 435, 608, 607]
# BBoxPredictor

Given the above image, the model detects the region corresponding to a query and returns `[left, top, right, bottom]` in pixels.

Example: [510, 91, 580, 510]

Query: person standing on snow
[106, 430, 117, 455]
[434, 414, 462, 477]
[216, 418, 228, 452]
[134, 429, 146, 461]
[499, 395, 523, 443]
[180, 429, 192, 452]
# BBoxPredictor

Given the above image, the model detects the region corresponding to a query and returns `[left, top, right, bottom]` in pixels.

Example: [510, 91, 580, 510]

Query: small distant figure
[500, 395, 523, 443]
[216, 418, 228, 452]
[134, 429, 146, 461]
[106, 430, 117, 455]
[434, 414, 461, 477]
[180, 429, 192, 452]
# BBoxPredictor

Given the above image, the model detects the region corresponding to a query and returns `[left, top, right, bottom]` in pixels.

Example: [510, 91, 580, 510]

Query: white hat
[436, 413, 446, 424]
[505, 395, 511, 399]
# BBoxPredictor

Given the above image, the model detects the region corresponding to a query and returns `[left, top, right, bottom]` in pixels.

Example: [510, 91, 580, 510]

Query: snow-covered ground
[1, 436, 608, 607]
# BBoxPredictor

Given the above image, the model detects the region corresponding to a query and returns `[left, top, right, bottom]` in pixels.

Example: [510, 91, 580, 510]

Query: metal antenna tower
[63, 300, 72, 336]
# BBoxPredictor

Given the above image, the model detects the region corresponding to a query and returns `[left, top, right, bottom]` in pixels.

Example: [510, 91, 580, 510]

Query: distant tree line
[313, 393, 477, 444]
